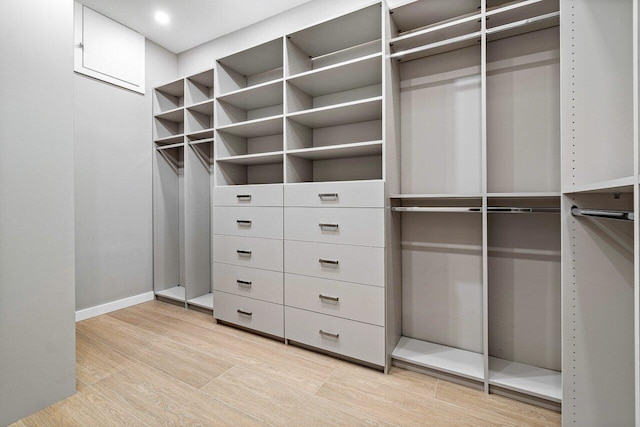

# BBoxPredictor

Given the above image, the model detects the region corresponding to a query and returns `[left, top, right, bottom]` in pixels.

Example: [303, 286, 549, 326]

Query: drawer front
[284, 181, 384, 208]
[285, 307, 384, 366]
[214, 291, 284, 337]
[285, 241, 384, 287]
[214, 207, 283, 239]
[213, 184, 283, 207]
[284, 207, 384, 247]
[213, 235, 283, 272]
[285, 274, 384, 326]
[213, 263, 283, 304]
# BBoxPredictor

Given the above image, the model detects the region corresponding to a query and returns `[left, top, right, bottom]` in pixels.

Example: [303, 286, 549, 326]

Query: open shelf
[217, 79, 283, 111]
[187, 129, 214, 141]
[154, 107, 184, 123]
[154, 134, 184, 146]
[154, 78, 185, 113]
[286, 4, 381, 75]
[391, 194, 483, 200]
[390, 0, 480, 37]
[186, 69, 214, 106]
[217, 38, 283, 95]
[187, 293, 214, 310]
[287, 54, 382, 114]
[287, 97, 382, 128]
[287, 140, 382, 160]
[392, 336, 485, 381]
[216, 115, 283, 139]
[286, 152, 382, 184]
[155, 286, 186, 302]
[217, 152, 284, 166]
[489, 357, 561, 402]
[563, 176, 636, 194]
[486, 0, 559, 42]
[186, 101, 213, 135]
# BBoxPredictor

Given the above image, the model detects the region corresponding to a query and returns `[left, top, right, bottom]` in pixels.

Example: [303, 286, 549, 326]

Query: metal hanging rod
[487, 207, 560, 214]
[391, 207, 481, 213]
[571, 206, 635, 222]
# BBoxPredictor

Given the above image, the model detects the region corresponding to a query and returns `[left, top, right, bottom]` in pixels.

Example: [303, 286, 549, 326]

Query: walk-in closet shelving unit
[386, 0, 562, 409]
[153, 69, 215, 310]
[561, 0, 639, 424]
[210, 3, 395, 368]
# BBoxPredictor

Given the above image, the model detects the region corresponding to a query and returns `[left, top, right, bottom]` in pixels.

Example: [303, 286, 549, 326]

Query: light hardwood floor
[13, 301, 561, 426]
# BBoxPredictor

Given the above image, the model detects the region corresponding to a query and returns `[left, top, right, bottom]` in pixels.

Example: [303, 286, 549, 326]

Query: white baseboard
[75, 291, 155, 322]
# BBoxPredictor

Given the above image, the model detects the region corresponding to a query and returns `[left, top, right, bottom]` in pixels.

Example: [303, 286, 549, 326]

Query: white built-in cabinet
[153, 69, 215, 310]
[151, 0, 640, 422]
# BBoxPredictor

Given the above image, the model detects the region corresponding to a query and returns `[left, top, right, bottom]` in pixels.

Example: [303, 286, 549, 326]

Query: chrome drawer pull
[319, 258, 339, 266]
[237, 309, 252, 316]
[236, 220, 252, 226]
[237, 280, 252, 287]
[319, 294, 339, 302]
[237, 194, 252, 200]
[318, 193, 338, 200]
[319, 223, 339, 230]
[319, 330, 339, 339]
[237, 250, 252, 256]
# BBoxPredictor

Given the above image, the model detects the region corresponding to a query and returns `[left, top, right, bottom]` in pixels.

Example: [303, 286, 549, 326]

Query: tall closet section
[561, 0, 638, 425]
[153, 69, 215, 310]
[209, 4, 394, 368]
[387, 0, 562, 408]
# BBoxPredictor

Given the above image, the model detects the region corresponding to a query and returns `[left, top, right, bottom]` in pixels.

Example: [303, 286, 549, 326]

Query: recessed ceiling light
[155, 11, 170, 25]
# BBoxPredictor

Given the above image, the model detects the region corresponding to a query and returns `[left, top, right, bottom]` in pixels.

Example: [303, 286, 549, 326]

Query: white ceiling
[79, 0, 315, 54]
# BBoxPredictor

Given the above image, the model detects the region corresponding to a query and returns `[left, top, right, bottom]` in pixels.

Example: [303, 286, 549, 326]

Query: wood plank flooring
[14, 301, 561, 426]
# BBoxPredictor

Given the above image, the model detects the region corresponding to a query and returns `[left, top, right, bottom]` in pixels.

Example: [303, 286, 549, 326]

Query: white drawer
[213, 184, 283, 207]
[214, 207, 283, 239]
[284, 181, 384, 208]
[285, 241, 384, 287]
[213, 235, 283, 272]
[284, 207, 384, 247]
[214, 291, 283, 337]
[213, 263, 283, 304]
[285, 274, 384, 326]
[285, 307, 384, 366]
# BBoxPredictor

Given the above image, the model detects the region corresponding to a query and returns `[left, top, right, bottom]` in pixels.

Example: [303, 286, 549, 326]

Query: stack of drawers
[283, 181, 386, 367]
[212, 184, 284, 337]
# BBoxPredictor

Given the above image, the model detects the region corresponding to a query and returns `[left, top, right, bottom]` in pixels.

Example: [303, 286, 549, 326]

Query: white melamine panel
[563, 193, 634, 425]
[155, 286, 185, 302]
[285, 274, 384, 326]
[213, 184, 283, 206]
[401, 212, 483, 353]
[487, 28, 560, 193]
[285, 307, 385, 366]
[561, 0, 633, 188]
[489, 357, 561, 403]
[187, 293, 214, 310]
[284, 240, 384, 287]
[213, 207, 283, 239]
[284, 207, 384, 247]
[213, 235, 283, 272]
[399, 46, 481, 195]
[74, 3, 145, 93]
[213, 263, 283, 304]
[284, 181, 384, 207]
[287, 97, 382, 128]
[214, 291, 284, 337]
[391, 336, 485, 381]
[488, 213, 561, 371]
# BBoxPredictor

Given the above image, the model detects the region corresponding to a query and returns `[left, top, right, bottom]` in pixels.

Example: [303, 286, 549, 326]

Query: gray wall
[0, 0, 76, 424]
[74, 40, 177, 310]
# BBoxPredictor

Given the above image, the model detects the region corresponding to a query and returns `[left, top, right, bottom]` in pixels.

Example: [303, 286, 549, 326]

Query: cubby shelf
[217, 152, 284, 166]
[216, 115, 284, 138]
[187, 293, 214, 310]
[187, 100, 214, 115]
[287, 54, 382, 96]
[287, 97, 382, 128]
[187, 129, 214, 139]
[155, 286, 186, 302]
[156, 142, 184, 151]
[487, 192, 561, 198]
[390, 194, 483, 200]
[489, 357, 562, 402]
[189, 137, 214, 146]
[287, 140, 382, 160]
[392, 336, 485, 382]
